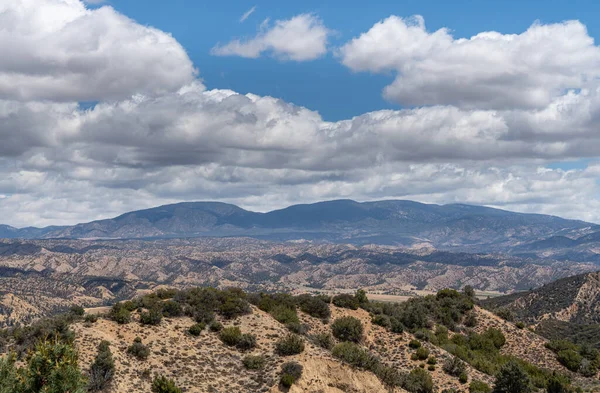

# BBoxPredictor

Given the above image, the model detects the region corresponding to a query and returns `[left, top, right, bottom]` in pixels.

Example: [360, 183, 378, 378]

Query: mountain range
[1, 200, 597, 254]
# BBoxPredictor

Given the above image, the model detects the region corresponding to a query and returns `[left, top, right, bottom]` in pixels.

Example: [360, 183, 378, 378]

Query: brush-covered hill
[1, 287, 597, 393]
[2, 200, 593, 253]
[482, 270, 600, 350]
[482, 271, 600, 325]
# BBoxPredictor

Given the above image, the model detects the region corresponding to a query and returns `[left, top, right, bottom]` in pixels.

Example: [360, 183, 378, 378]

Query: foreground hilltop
[1, 286, 597, 393]
[0, 200, 593, 252]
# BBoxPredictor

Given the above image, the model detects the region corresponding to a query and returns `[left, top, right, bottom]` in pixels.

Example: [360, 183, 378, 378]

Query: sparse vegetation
[127, 337, 150, 360]
[280, 361, 303, 388]
[310, 332, 334, 350]
[151, 375, 182, 393]
[242, 355, 266, 370]
[188, 322, 205, 336]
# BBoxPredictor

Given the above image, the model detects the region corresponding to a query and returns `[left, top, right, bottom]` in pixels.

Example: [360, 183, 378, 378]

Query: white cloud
[212, 14, 330, 61]
[240, 6, 256, 23]
[2, 2, 600, 227]
[339, 16, 600, 110]
[0, 0, 197, 102]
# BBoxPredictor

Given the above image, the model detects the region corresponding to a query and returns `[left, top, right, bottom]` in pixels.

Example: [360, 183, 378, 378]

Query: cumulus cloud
[339, 16, 600, 110]
[2, 2, 600, 227]
[0, 0, 196, 102]
[212, 14, 330, 61]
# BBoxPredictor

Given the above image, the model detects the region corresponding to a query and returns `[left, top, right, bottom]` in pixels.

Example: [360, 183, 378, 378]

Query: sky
[3, 0, 600, 226]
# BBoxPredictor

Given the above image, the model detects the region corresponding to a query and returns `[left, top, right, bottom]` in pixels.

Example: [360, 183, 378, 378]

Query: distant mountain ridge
[0, 199, 593, 253]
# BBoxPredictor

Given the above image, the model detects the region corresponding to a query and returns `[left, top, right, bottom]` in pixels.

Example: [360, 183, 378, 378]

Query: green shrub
[403, 367, 434, 393]
[88, 340, 115, 392]
[331, 342, 380, 370]
[428, 365, 436, 371]
[220, 326, 242, 346]
[69, 305, 85, 316]
[24, 339, 87, 393]
[546, 373, 572, 393]
[415, 346, 430, 360]
[310, 332, 334, 350]
[492, 361, 532, 393]
[275, 334, 305, 356]
[376, 365, 404, 388]
[280, 361, 303, 388]
[188, 323, 205, 336]
[481, 328, 506, 349]
[270, 305, 299, 324]
[209, 320, 223, 332]
[161, 300, 183, 317]
[495, 308, 515, 322]
[286, 322, 308, 334]
[391, 318, 405, 334]
[109, 303, 131, 324]
[242, 355, 266, 370]
[332, 294, 360, 310]
[464, 313, 478, 327]
[127, 337, 150, 360]
[372, 314, 391, 328]
[236, 333, 257, 351]
[515, 322, 525, 329]
[459, 372, 469, 384]
[443, 356, 467, 377]
[427, 356, 437, 365]
[151, 375, 182, 393]
[297, 295, 331, 319]
[140, 307, 163, 326]
[470, 380, 491, 393]
[331, 316, 363, 343]
[409, 339, 422, 349]
[84, 313, 98, 323]
[556, 349, 582, 372]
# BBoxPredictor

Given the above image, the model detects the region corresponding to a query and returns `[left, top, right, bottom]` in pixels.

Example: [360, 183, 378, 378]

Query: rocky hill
[482, 271, 600, 324]
[1, 200, 592, 253]
[1, 287, 596, 393]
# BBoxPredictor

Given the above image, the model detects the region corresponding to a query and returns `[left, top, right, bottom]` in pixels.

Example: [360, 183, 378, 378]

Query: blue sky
[105, 0, 600, 121]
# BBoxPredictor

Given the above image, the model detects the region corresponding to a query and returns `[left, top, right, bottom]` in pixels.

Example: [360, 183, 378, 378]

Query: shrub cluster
[275, 334, 305, 356]
[546, 339, 600, 376]
[331, 316, 363, 343]
[151, 375, 182, 393]
[219, 326, 257, 351]
[280, 361, 303, 388]
[242, 355, 266, 370]
[127, 337, 150, 360]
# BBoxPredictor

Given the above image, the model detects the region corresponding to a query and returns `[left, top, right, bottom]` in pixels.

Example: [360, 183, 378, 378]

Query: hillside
[2, 287, 595, 393]
[0, 238, 596, 327]
[1, 200, 592, 253]
[481, 271, 600, 324]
